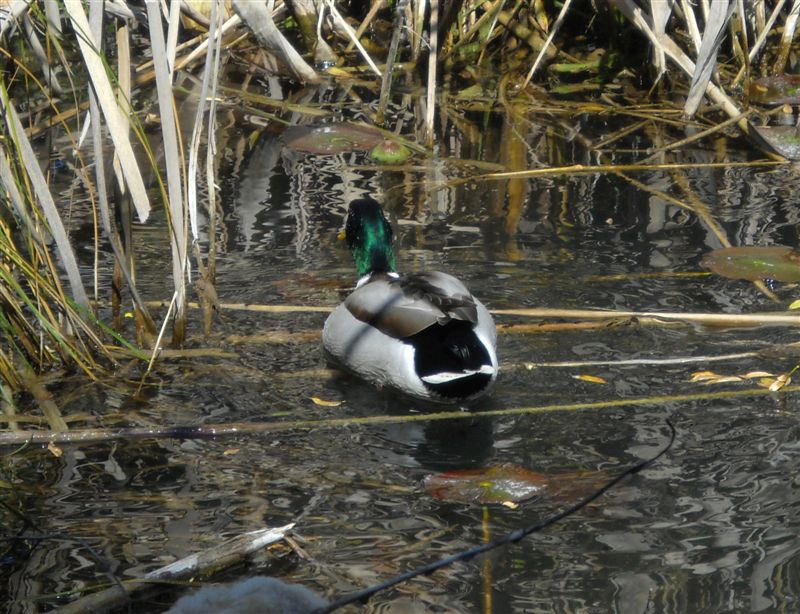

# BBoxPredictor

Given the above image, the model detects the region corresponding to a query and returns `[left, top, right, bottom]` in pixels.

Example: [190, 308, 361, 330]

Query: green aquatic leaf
[701, 246, 800, 282]
[548, 60, 600, 76]
[370, 139, 411, 164]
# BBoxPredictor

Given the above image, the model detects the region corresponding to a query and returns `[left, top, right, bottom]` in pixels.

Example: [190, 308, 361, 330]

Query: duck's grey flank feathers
[345, 271, 477, 339]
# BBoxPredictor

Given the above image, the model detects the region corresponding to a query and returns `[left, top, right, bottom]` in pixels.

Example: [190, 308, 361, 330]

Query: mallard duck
[323, 198, 498, 403]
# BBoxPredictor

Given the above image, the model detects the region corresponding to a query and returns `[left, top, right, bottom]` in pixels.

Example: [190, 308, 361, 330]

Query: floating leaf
[690, 370, 721, 382]
[311, 396, 343, 407]
[690, 370, 743, 385]
[370, 139, 411, 164]
[548, 60, 600, 77]
[701, 246, 800, 282]
[691, 370, 782, 387]
[423, 464, 548, 505]
[752, 126, 800, 161]
[573, 374, 607, 384]
[284, 122, 385, 155]
[704, 375, 744, 384]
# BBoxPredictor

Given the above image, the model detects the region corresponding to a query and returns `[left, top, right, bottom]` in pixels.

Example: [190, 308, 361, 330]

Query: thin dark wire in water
[316, 419, 677, 613]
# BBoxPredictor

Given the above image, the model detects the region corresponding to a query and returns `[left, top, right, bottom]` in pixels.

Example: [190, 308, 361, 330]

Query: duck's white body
[323, 270, 498, 403]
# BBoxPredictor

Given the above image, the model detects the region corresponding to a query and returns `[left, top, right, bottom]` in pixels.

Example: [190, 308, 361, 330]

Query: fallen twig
[2, 386, 797, 447]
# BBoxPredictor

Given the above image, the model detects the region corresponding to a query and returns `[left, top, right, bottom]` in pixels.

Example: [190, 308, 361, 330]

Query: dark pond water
[4, 102, 800, 613]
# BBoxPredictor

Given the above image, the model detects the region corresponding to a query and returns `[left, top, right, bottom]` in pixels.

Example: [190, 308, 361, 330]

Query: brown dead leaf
[702, 375, 743, 385]
[770, 374, 792, 392]
[573, 374, 608, 384]
[47, 441, 63, 457]
[690, 371, 721, 382]
[741, 371, 775, 379]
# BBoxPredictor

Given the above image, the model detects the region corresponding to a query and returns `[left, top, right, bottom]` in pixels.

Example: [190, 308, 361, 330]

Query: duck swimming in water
[322, 198, 498, 403]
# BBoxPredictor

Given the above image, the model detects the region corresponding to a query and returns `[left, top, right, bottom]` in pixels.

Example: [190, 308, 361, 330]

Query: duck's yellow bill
[337, 230, 346, 241]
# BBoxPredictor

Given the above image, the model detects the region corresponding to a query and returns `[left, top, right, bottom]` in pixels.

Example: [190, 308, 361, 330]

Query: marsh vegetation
[4, 1, 800, 611]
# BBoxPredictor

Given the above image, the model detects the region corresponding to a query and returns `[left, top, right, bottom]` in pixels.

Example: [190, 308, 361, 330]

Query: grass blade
[0, 84, 90, 309]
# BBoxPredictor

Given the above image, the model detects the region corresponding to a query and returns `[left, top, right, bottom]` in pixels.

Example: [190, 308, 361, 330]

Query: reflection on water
[4, 106, 800, 613]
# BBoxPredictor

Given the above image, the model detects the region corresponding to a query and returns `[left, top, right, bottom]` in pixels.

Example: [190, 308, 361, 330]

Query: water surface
[4, 107, 800, 613]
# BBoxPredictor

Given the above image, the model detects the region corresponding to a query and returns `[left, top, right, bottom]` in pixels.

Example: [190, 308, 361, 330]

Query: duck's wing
[345, 272, 478, 339]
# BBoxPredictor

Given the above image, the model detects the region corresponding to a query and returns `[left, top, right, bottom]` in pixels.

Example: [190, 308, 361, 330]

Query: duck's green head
[344, 198, 397, 277]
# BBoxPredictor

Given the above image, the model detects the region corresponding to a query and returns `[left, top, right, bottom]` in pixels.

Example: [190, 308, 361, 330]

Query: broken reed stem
[3, 385, 798, 447]
[447, 159, 786, 188]
[641, 112, 751, 162]
[144, 300, 333, 312]
[491, 308, 800, 326]
[423, 0, 438, 146]
[143, 300, 800, 328]
[522, 351, 761, 369]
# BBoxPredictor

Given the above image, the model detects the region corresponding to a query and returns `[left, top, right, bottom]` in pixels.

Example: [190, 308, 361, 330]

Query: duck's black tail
[408, 321, 495, 400]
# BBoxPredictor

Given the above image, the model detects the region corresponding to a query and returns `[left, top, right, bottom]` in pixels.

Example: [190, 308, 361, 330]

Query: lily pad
[283, 122, 385, 154]
[701, 246, 800, 282]
[423, 464, 548, 505]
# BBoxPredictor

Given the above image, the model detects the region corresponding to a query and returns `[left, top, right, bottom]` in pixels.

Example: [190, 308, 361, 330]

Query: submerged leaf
[701, 246, 800, 282]
[423, 464, 548, 505]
